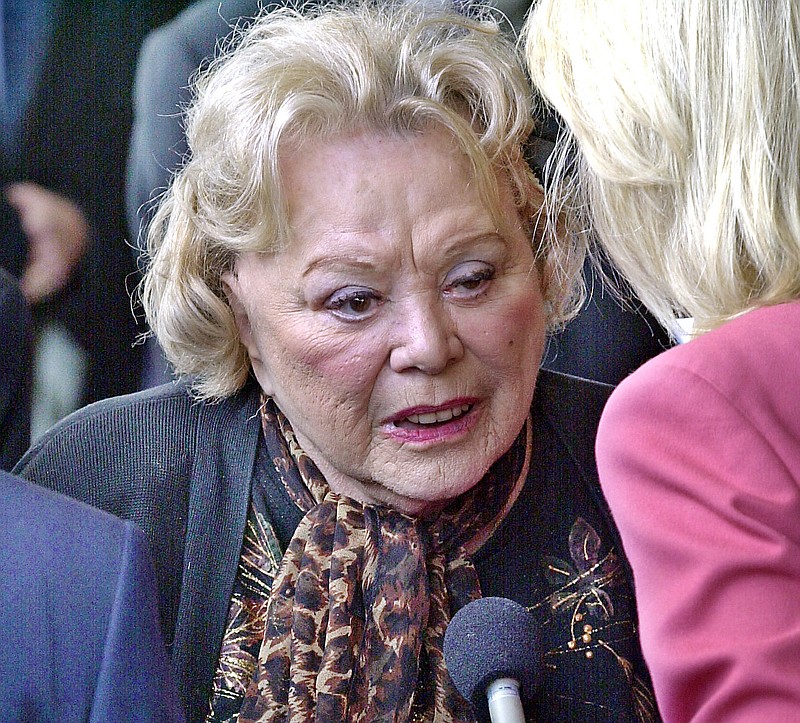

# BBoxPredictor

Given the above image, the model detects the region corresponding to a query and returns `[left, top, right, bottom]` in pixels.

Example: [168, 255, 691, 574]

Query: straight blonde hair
[525, 0, 800, 336]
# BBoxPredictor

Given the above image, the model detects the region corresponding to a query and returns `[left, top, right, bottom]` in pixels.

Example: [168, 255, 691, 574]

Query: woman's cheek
[283, 332, 386, 396]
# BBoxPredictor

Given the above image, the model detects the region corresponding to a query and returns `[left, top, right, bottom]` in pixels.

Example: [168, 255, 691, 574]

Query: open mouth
[395, 403, 473, 428]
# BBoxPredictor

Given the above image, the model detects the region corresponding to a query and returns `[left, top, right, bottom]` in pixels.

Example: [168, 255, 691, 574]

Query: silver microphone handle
[486, 677, 526, 723]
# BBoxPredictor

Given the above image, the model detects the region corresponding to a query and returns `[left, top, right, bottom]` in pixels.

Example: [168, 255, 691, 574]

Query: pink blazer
[596, 301, 800, 722]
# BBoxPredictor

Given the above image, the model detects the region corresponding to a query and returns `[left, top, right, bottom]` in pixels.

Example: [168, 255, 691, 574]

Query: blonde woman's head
[525, 0, 800, 336]
[141, 0, 586, 399]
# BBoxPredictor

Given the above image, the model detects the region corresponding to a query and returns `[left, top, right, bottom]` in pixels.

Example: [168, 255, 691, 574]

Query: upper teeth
[406, 404, 470, 425]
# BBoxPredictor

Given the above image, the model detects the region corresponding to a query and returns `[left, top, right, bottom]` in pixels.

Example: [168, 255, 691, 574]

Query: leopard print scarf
[238, 397, 532, 722]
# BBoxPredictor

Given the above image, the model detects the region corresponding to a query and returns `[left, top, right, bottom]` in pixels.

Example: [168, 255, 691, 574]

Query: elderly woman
[16, 3, 657, 722]
[526, 0, 800, 720]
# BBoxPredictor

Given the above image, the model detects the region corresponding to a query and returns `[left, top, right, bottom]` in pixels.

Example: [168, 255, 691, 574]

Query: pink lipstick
[384, 398, 479, 443]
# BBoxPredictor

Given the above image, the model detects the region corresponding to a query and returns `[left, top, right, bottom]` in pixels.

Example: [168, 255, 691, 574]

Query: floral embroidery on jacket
[534, 518, 659, 723]
[207, 505, 282, 722]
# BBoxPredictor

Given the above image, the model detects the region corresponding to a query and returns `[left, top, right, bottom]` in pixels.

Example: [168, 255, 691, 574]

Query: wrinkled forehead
[272, 123, 519, 243]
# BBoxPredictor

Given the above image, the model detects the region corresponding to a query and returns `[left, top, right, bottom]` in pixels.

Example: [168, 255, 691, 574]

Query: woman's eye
[444, 263, 495, 298]
[325, 287, 383, 319]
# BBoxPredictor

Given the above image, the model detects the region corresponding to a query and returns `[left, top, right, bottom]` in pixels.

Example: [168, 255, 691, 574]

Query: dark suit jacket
[1, 1, 188, 405]
[0, 472, 185, 722]
[0, 268, 31, 469]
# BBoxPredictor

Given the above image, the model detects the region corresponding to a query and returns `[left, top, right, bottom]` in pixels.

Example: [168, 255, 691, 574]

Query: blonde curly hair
[141, 1, 585, 399]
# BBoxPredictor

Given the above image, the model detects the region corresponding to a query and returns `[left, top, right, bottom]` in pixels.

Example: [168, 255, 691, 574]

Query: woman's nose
[389, 294, 464, 374]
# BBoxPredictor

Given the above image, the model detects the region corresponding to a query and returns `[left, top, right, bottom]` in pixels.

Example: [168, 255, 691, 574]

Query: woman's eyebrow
[301, 230, 508, 277]
[302, 255, 379, 277]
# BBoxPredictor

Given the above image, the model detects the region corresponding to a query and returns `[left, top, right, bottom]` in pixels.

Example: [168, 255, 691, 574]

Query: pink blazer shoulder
[596, 301, 800, 722]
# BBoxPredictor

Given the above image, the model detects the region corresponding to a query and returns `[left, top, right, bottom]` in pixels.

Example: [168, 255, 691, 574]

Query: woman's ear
[221, 270, 256, 361]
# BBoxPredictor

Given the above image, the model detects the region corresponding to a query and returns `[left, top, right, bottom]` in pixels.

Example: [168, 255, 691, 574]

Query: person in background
[526, 0, 800, 720]
[0, 268, 31, 469]
[126, 0, 263, 388]
[16, 3, 658, 721]
[0, 471, 185, 721]
[127, 0, 264, 247]
[0, 0, 188, 433]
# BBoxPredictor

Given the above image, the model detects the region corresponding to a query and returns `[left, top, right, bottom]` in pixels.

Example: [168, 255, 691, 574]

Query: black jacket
[16, 370, 658, 722]
[0, 269, 31, 469]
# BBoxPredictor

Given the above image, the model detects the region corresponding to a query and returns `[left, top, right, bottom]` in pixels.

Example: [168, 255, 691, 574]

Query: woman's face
[224, 129, 547, 514]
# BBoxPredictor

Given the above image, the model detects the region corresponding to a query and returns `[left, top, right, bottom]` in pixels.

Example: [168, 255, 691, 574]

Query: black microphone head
[443, 596, 543, 707]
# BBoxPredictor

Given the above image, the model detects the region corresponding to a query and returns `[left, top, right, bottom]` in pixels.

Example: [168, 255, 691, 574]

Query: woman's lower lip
[383, 405, 479, 444]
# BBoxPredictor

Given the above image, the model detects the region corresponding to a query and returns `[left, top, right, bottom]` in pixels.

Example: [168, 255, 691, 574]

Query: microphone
[443, 596, 542, 723]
